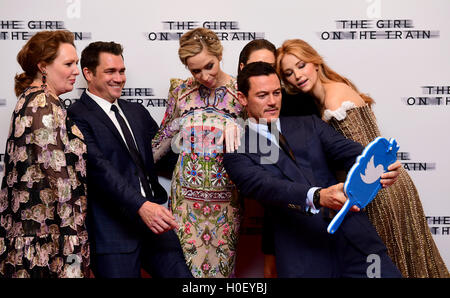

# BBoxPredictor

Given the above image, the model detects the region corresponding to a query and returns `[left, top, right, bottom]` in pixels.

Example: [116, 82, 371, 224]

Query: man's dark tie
[111, 104, 153, 198]
[268, 123, 296, 162]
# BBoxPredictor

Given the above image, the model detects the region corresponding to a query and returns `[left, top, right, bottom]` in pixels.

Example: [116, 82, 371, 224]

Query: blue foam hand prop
[327, 137, 400, 234]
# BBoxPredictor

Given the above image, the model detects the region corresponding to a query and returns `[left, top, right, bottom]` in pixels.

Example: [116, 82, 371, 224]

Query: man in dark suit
[68, 41, 192, 278]
[223, 62, 402, 277]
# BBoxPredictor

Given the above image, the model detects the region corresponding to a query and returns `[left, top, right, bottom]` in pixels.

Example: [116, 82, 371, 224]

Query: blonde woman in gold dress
[276, 38, 449, 278]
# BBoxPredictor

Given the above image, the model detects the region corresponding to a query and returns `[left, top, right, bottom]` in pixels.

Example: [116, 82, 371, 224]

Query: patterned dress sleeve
[4, 90, 84, 225]
[0, 88, 89, 278]
[152, 78, 183, 162]
[28, 92, 73, 188]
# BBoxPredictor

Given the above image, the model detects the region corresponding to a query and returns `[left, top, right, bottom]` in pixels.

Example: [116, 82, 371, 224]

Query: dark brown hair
[80, 41, 124, 79]
[237, 39, 276, 75]
[14, 30, 75, 96]
[237, 62, 279, 97]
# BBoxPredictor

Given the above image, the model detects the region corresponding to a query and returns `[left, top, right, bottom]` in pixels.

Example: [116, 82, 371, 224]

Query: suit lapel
[80, 91, 129, 152]
[244, 123, 313, 185]
[280, 117, 315, 185]
[118, 99, 148, 164]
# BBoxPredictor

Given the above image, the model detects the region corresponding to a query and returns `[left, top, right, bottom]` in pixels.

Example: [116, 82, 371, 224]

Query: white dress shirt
[248, 118, 320, 214]
[86, 89, 147, 197]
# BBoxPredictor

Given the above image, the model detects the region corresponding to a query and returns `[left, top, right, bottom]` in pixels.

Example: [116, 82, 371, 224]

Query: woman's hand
[380, 161, 401, 188]
[219, 119, 241, 153]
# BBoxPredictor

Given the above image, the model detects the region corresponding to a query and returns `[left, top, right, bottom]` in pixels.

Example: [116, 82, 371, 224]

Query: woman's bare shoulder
[323, 82, 365, 110]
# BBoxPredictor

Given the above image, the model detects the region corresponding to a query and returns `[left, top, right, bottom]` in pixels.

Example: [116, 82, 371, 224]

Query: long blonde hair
[276, 39, 374, 107]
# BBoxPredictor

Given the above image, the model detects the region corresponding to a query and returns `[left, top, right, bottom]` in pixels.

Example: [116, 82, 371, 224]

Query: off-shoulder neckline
[323, 101, 370, 121]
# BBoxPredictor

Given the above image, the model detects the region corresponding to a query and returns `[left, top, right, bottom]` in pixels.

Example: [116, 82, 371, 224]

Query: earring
[41, 71, 47, 89]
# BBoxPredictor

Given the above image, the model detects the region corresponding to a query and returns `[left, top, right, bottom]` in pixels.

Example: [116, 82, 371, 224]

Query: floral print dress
[0, 87, 89, 278]
[152, 77, 243, 278]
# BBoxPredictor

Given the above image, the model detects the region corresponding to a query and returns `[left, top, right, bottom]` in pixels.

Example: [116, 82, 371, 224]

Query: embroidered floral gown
[152, 77, 243, 278]
[0, 87, 89, 278]
[324, 101, 449, 278]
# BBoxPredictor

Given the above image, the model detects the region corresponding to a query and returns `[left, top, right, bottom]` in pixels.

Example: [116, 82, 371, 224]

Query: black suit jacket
[280, 89, 321, 117]
[223, 115, 388, 277]
[68, 91, 167, 254]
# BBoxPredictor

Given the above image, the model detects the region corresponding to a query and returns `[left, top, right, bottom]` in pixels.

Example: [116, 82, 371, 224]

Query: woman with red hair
[276, 38, 449, 278]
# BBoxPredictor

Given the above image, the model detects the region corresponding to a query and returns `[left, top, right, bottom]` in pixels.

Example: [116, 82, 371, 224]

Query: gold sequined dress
[324, 101, 449, 278]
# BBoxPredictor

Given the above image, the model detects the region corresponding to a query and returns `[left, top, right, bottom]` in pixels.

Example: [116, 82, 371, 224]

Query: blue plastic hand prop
[327, 137, 400, 234]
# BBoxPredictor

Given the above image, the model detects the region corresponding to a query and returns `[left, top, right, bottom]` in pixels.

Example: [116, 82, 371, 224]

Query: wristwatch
[313, 188, 322, 209]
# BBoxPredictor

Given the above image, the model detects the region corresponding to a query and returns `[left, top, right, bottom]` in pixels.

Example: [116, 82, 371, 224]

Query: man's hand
[319, 183, 360, 212]
[380, 161, 401, 188]
[138, 201, 178, 234]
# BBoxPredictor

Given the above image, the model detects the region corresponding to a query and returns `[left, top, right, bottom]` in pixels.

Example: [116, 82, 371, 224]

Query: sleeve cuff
[306, 187, 321, 215]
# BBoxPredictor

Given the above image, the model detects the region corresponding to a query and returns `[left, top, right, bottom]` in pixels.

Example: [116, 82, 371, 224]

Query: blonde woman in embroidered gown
[152, 28, 243, 278]
[0, 31, 89, 278]
[276, 38, 449, 278]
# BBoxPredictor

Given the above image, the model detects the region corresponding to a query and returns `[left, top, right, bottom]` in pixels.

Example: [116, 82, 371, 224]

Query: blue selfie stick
[327, 137, 399, 234]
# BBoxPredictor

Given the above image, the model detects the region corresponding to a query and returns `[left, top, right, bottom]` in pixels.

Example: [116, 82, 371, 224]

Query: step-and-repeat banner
[1, 0, 449, 276]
